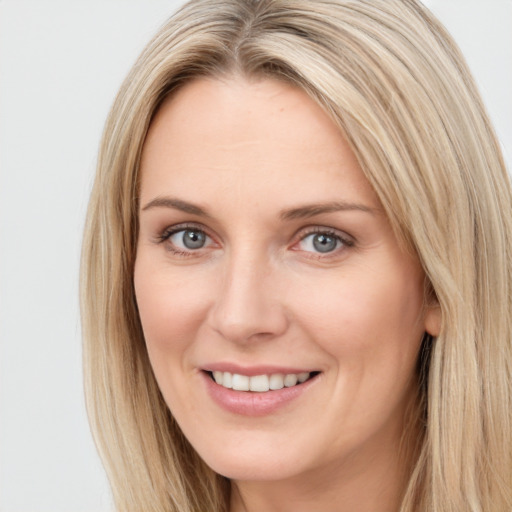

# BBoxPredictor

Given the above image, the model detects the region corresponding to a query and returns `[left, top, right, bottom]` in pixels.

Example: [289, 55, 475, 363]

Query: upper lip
[201, 362, 318, 376]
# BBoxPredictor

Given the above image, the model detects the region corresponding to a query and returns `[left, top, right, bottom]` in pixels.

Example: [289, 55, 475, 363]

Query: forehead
[144, 75, 343, 157]
[139, 76, 378, 211]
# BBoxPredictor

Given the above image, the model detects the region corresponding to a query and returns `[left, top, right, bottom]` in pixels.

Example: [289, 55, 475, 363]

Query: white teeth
[249, 374, 269, 392]
[269, 373, 285, 390]
[284, 374, 298, 387]
[223, 372, 233, 389]
[297, 372, 309, 383]
[231, 373, 250, 391]
[211, 371, 312, 392]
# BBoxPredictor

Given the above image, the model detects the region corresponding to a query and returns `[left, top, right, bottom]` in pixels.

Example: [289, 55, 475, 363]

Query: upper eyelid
[160, 222, 210, 238]
[293, 225, 355, 244]
[156, 225, 216, 256]
[155, 222, 354, 247]
[153, 224, 213, 250]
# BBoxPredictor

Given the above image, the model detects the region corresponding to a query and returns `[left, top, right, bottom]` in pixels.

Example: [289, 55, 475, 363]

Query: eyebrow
[141, 196, 376, 220]
[279, 201, 376, 220]
[141, 196, 211, 217]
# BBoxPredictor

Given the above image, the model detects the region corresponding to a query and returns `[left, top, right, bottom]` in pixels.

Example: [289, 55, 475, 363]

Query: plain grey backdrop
[0, 1, 510, 511]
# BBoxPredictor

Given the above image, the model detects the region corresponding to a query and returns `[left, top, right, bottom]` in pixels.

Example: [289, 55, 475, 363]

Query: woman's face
[135, 76, 439, 483]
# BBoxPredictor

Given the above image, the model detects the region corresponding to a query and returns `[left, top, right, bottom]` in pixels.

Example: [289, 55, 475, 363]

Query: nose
[208, 251, 289, 344]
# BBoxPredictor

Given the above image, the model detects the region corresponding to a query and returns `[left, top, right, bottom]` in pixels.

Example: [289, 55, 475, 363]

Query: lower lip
[201, 371, 318, 417]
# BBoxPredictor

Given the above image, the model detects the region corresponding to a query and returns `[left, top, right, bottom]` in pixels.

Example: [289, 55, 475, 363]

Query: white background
[0, 1, 510, 511]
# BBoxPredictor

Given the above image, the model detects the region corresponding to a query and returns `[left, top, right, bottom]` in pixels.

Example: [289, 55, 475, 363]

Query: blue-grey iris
[183, 230, 206, 249]
[313, 233, 338, 253]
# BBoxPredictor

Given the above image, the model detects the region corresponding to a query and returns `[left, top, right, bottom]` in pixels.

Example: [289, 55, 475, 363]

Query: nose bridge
[209, 245, 288, 343]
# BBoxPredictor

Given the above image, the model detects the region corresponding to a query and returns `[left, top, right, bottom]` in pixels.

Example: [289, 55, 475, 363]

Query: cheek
[133, 258, 213, 361]
[133, 258, 219, 423]
[290, 263, 425, 371]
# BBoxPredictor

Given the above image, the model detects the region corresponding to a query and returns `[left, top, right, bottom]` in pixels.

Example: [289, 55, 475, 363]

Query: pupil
[313, 234, 337, 253]
[183, 230, 205, 249]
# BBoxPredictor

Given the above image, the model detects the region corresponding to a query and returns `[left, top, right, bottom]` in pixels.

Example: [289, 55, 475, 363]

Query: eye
[161, 226, 214, 253]
[171, 229, 207, 249]
[296, 230, 352, 254]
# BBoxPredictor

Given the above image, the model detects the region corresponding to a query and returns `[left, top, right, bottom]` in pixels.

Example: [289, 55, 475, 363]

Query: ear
[424, 303, 441, 337]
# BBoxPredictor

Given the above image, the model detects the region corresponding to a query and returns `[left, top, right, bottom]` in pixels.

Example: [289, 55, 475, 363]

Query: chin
[209, 457, 302, 482]
[192, 434, 318, 482]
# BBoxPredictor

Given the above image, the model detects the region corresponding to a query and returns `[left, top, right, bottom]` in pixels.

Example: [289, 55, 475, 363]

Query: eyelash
[156, 223, 213, 257]
[155, 223, 355, 258]
[295, 227, 355, 258]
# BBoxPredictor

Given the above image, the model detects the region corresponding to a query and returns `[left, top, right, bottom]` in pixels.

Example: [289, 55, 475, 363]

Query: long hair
[80, 1, 512, 510]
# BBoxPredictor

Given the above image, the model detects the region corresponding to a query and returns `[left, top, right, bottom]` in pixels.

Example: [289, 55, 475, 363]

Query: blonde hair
[81, 1, 512, 510]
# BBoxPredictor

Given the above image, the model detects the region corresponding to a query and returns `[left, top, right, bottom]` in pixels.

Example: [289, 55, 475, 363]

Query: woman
[80, 0, 512, 510]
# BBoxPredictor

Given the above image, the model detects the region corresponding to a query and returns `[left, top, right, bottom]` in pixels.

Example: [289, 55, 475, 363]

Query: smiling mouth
[205, 370, 320, 392]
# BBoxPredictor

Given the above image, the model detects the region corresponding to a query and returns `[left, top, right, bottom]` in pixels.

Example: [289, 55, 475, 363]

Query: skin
[134, 76, 440, 512]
